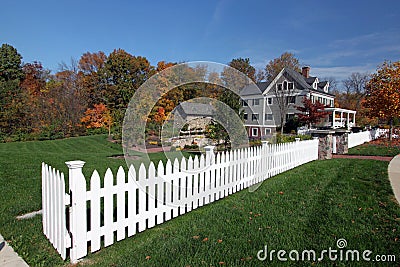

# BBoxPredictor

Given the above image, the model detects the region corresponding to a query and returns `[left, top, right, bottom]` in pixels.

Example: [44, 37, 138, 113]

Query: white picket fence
[42, 139, 319, 262]
[348, 131, 372, 148]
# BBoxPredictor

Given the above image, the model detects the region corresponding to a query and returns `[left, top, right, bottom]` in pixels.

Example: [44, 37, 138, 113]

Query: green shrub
[276, 134, 312, 143]
[184, 144, 199, 150]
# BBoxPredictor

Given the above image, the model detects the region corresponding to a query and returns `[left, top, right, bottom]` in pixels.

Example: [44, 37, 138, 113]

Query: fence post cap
[313, 137, 319, 140]
[65, 160, 86, 169]
[295, 138, 300, 142]
[261, 140, 269, 145]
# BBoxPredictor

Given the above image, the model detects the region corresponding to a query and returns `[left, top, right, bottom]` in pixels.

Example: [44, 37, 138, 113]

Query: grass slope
[0, 136, 399, 266]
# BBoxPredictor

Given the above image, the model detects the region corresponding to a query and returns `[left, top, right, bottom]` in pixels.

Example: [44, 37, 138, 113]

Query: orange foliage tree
[364, 61, 400, 140]
[80, 103, 113, 136]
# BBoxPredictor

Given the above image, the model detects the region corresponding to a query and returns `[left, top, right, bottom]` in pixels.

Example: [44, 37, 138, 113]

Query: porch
[323, 108, 356, 130]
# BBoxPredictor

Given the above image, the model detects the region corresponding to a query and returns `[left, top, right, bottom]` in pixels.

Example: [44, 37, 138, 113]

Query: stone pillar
[333, 130, 349, 154]
[310, 130, 335, 160]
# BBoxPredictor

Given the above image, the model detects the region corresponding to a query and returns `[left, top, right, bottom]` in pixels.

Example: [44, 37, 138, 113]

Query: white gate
[41, 163, 71, 260]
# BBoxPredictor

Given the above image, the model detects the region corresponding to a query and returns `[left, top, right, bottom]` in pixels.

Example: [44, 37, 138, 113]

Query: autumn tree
[228, 58, 256, 82]
[100, 49, 153, 126]
[296, 96, 329, 129]
[364, 61, 400, 141]
[20, 62, 50, 132]
[153, 106, 167, 137]
[78, 51, 107, 107]
[265, 52, 300, 82]
[80, 103, 112, 136]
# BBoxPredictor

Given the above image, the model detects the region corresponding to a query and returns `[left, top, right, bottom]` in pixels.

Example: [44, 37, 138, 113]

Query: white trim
[244, 124, 278, 127]
[262, 68, 286, 95]
[252, 128, 259, 137]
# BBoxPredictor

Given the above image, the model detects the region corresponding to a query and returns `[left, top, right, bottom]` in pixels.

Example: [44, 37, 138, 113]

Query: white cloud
[312, 65, 376, 81]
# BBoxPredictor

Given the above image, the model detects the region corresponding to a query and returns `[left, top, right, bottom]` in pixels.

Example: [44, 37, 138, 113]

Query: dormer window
[277, 81, 294, 91]
[313, 78, 319, 89]
[324, 82, 329, 93]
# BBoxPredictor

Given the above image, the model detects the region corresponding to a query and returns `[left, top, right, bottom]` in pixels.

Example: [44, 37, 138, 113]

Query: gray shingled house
[240, 66, 356, 137]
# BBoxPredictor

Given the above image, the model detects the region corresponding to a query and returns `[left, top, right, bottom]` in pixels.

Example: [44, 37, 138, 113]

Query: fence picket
[116, 167, 126, 241]
[138, 164, 147, 232]
[156, 161, 164, 225]
[148, 162, 156, 228]
[127, 165, 136, 236]
[104, 168, 114, 247]
[90, 170, 101, 252]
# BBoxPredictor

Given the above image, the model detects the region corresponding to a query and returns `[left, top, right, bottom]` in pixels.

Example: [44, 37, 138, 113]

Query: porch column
[347, 112, 350, 130]
[333, 110, 336, 128]
[340, 112, 343, 127]
[353, 113, 356, 127]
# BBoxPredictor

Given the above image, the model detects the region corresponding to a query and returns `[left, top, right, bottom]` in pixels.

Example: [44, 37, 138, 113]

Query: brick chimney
[302, 66, 310, 78]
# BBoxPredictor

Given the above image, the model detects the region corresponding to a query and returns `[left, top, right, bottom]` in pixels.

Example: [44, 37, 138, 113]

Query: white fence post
[65, 160, 87, 263]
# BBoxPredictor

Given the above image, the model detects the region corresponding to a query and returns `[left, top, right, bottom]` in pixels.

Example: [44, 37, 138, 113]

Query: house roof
[285, 68, 313, 90]
[240, 81, 270, 96]
[178, 102, 215, 117]
[305, 76, 317, 85]
[260, 67, 335, 97]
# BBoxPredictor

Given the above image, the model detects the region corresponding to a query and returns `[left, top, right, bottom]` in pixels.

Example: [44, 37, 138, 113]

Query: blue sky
[1, 0, 399, 81]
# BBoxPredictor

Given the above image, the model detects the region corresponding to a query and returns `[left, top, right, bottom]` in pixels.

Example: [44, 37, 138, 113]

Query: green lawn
[0, 136, 399, 266]
[348, 142, 400, 157]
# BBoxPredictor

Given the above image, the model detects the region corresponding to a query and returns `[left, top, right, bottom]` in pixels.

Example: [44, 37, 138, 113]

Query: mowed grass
[348, 141, 400, 157]
[0, 136, 399, 266]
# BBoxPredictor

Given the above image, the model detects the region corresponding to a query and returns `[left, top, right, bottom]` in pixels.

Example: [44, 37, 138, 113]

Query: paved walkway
[0, 234, 29, 267]
[389, 155, 400, 205]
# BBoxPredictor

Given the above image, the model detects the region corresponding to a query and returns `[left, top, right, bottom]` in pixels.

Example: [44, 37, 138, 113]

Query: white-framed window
[283, 81, 288, 90]
[330, 99, 334, 107]
[243, 113, 248, 120]
[267, 97, 273, 105]
[265, 128, 271, 135]
[242, 100, 248, 106]
[311, 95, 315, 103]
[277, 81, 294, 91]
[252, 113, 259, 121]
[287, 96, 296, 104]
[286, 113, 295, 121]
[265, 113, 273, 121]
[252, 128, 258, 137]
[253, 99, 260, 106]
